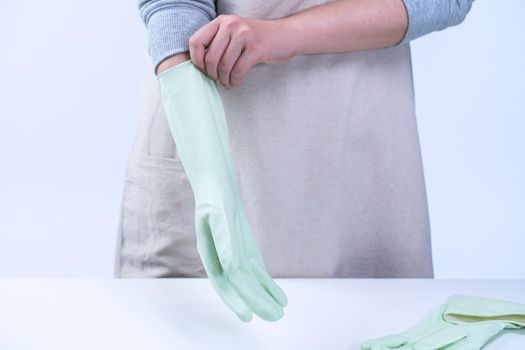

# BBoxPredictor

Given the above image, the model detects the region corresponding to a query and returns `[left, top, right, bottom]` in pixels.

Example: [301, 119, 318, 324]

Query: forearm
[283, 0, 409, 56]
[279, 0, 474, 56]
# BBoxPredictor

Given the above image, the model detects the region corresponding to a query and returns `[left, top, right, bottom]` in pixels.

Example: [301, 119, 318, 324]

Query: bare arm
[186, 0, 408, 87]
[158, 0, 407, 75]
[152, 0, 473, 87]
[283, 0, 408, 56]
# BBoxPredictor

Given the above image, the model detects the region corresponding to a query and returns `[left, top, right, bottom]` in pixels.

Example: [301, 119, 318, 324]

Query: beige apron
[114, 0, 434, 278]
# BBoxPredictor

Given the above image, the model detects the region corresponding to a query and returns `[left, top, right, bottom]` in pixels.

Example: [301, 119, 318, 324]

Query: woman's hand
[188, 15, 298, 89]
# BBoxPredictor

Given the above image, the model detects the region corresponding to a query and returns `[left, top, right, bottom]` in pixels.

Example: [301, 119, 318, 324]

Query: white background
[0, 1, 523, 278]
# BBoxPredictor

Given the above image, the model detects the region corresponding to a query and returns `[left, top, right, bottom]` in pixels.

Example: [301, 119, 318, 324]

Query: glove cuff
[444, 294, 525, 328]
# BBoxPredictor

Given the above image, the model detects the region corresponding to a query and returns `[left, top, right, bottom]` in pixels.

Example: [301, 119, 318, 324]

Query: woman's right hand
[188, 15, 297, 90]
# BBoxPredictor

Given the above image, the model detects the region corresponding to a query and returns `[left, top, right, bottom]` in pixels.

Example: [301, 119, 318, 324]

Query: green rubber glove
[361, 294, 525, 350]
[157, 59, 287, 322]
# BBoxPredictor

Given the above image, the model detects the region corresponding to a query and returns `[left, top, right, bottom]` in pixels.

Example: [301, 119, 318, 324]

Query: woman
[114, 0, 474, 278]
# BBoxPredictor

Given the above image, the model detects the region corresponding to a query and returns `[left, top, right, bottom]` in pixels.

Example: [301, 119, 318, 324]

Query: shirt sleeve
[137, 0, 216, 73]
[399, 0, 475, 43]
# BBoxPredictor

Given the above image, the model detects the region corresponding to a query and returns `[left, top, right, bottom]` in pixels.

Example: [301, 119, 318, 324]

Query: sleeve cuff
[146, 5, 215, 73]
[399, 0, 474, 44]
[399, 0, 440, 44]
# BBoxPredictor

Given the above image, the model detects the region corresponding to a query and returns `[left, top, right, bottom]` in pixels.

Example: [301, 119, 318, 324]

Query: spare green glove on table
[157, 59, 287, 322]
[362, 294, 525, 349]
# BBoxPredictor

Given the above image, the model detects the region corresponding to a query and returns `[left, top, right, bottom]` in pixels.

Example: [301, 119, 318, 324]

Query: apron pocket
[116, 154, 205, 277]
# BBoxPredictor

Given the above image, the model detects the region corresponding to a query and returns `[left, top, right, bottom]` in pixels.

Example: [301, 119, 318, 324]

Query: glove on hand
[157, 59, 287, 322]
[361, 294, 525, 350]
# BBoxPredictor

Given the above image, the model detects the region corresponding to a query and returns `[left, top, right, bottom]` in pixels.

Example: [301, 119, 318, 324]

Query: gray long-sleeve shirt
[138, 0, 475, 72]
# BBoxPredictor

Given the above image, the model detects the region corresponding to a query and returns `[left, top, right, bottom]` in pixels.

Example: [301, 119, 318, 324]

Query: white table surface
[0, 279, 524, 349]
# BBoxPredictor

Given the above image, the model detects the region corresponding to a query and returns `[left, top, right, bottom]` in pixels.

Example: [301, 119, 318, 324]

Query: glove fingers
[195, 212, 252, 322]
[229, 269, 284, 322]
[209, 274, 253, 322]
[197, 245, 253, 322]
[235, 210, 288, 308]
[250, 261, 288, 308]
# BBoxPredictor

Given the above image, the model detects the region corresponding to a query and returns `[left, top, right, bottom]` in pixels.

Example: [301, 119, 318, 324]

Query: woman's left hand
[189, 14, 297, 89]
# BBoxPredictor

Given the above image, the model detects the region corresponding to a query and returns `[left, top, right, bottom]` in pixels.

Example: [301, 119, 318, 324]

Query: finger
[195, 209, 252, 322]
[204, 25, 231, 81]
[217, 37, 244, 89]
[229, 45, 260, 87]
[250, 262, 288, 308]
[209, 274, 253, 322]
[236, 211, 288, 308]
[189, 19, 220, 73]
[228, 269, 284, 322]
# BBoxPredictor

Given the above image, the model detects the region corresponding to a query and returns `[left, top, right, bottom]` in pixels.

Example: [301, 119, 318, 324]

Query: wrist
[156, 52, 191, 76]
[275, 16, 305, 57]
[265, 17, 303, 62]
